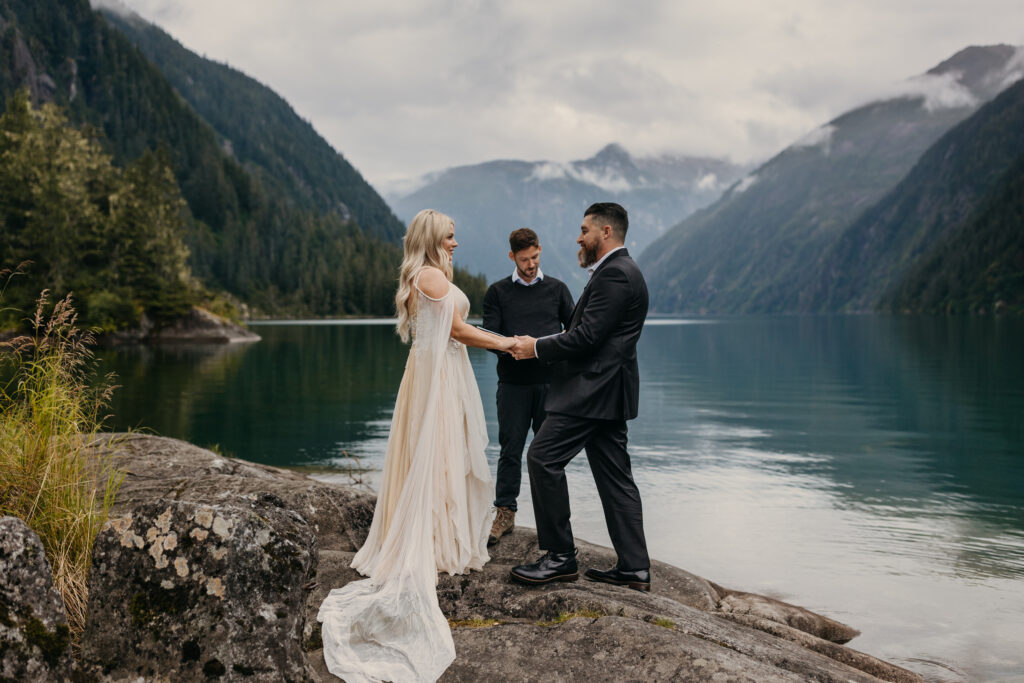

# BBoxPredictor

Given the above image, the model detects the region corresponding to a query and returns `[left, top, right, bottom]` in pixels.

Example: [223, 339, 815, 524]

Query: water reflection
[633, 316, 1024, 680]
[100, 323, 408, 464]
[636, 316, 1024, 531]
[97, 316, 1024, 681]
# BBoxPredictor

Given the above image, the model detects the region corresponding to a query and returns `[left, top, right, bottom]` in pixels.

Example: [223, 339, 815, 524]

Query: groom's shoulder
[598, 251, 633, 274]
[608, 250, 641, 275]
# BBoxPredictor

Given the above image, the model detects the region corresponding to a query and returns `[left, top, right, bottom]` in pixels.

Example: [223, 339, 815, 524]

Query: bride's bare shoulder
[415, 267, 450, 300]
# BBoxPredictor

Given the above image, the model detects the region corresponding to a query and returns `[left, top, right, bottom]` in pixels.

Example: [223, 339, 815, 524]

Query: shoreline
[0, 433, 926, 681]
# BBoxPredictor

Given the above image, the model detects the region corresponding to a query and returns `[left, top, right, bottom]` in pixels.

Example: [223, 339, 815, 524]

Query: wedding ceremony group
[316, 202, 651, 681]
[3, 0, 1023, 681]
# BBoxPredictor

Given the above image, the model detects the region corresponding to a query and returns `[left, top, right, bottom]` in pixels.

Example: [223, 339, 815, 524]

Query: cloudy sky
[103, 0, 1024, 192]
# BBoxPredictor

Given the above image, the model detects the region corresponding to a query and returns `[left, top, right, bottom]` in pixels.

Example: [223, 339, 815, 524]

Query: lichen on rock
[80, 496, 317, 681]
[0, 516, 76, 682]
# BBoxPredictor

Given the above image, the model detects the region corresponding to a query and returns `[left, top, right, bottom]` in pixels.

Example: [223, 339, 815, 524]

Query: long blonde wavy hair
[395, 209, 455, 343]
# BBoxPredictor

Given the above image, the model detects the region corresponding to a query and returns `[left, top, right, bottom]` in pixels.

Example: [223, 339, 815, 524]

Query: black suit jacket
[536, 248, 648, 420]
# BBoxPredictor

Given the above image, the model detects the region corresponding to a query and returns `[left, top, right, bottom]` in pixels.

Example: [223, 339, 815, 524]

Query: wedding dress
[318, 276, 493, 682]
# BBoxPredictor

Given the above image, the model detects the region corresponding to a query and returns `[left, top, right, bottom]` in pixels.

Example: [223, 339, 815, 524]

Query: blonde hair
[395, 209, 455, 342]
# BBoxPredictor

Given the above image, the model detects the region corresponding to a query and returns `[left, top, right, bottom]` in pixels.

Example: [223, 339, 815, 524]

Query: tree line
[0, 93, 486, 332]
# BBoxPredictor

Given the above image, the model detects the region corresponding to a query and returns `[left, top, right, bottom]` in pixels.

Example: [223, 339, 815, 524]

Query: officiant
[482, 228, 574, 545]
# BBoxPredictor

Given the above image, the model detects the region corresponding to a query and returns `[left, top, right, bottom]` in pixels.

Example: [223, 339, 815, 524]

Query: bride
[318, 209, 514, 682]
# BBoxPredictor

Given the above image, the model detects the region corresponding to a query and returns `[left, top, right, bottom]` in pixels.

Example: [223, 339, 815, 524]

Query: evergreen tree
[0, 0, 489, 323]
[0, 92, 197, 331]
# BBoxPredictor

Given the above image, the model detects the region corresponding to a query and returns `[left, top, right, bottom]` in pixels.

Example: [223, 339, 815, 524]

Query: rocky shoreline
[0, 306, 259, 346]
[105, 307, 261, 345]
[1, 433, 924, 681]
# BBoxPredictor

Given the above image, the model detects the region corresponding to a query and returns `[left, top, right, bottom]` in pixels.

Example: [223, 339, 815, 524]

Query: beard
[577, 242, 599, 268]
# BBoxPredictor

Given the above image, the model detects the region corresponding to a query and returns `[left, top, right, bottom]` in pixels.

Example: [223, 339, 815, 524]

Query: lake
[97, 315, 1024, 682]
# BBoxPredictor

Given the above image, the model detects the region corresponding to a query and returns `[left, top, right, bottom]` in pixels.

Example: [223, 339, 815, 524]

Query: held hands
[510, 335, 537, 360]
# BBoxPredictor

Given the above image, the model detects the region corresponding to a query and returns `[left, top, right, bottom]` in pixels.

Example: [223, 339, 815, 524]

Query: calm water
[97, 316, 1024, 682]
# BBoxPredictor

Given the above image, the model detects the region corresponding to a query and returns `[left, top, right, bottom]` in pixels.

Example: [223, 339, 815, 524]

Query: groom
[508, 202, 651, 591]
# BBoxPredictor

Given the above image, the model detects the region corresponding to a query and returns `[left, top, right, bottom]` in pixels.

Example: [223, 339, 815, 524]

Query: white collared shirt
[512, 268, 544, 286]
[586, 246, 625, 279]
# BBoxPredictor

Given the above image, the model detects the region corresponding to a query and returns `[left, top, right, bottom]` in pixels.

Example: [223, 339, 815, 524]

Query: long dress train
[318, 279, 493, 683]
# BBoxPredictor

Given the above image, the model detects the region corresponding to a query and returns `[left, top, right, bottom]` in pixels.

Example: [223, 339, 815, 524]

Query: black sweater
[482, 275, 574, 385]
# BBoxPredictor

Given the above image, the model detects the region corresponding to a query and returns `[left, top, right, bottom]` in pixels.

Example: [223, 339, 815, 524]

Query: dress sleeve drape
[317, 281, 493, 683]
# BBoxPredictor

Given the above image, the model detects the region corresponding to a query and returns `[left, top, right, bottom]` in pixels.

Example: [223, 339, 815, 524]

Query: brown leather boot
[488, 506, 515, 546]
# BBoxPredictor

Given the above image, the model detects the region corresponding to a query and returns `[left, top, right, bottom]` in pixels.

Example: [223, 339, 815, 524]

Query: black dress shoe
[509, 551, 579, 585]
[584, 566, 651, 592]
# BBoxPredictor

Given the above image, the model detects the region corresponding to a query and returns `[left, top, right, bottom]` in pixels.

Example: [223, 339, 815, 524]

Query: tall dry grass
[0, 284, 124, 636]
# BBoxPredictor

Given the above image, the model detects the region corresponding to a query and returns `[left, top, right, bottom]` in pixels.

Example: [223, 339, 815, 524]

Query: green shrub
[0, 289, 124, 637]
[83, 289, 140, 333]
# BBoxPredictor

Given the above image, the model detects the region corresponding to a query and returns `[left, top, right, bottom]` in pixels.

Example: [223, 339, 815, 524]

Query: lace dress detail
[317, 276, 493, 682]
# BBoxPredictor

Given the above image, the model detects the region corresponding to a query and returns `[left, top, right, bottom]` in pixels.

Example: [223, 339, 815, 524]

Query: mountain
[884, 152, 1024, 315]
[97, 4, 404, 242]
[0, 0, 485, 321]
[0, 0, 241, 233]
[639, 45, 1023, 314]
[388, 144, 746, 291]
[800, 77, 1024, 313]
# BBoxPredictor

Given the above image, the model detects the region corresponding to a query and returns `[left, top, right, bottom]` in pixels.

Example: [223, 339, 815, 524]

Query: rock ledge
[52, 434, 924, 681]
[108, 306, 260, 344]
[0, 517, 75, 682]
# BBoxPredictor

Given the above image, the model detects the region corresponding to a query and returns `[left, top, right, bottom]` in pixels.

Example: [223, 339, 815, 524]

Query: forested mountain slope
[883, 152, 1024, 315]
[639, 45, 1021, 314]
[100, 7, 404, 242]
[800, 77, 1024, 313]
[0, 0, 483, 324]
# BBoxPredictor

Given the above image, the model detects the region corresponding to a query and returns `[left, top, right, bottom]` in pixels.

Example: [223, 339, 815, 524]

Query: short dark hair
[509, 227, 540, 253]
[584, 202, 628, 241]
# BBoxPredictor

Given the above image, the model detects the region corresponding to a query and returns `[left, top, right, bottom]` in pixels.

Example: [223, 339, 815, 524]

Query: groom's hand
[511, 335, 537, 360]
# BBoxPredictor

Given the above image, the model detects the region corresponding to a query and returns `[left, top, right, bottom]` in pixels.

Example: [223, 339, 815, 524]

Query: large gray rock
[107, 306, 260, 345]
[85, 434, 922, 682]
[0, 517, 75, 682]
[150, 306, 261, 344]
[430, 529, 918, 683]
[91, 433, 374, 554]
[711, 585, 860, 644]
[448, 616, 810, 682]
[80, 496, 316, 681]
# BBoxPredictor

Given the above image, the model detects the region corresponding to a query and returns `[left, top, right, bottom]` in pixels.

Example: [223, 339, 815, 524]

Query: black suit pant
[494, 382, 549, 511]
[526, 412, 650, 570]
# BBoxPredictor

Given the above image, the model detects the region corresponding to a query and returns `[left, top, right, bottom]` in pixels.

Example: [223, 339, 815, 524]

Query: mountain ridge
[803, 77, 1024, 312]
[388, 145, 747, 291]
[97, 4, 406, 242]
[638, 44, 1022, 314]
[882, 150, 1024, 315]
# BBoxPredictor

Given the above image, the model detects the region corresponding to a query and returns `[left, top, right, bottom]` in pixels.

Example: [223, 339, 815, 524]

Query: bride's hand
[500, 336, 516, 353]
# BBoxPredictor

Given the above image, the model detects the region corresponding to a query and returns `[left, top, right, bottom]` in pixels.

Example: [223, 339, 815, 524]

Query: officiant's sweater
[482, 275, 574, 385]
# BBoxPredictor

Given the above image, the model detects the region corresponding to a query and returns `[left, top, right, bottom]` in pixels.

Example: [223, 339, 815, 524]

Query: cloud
[994, 45, 1024, 90]
[696, 173, 719, 191]
[526, 162, 634, 193]
[91, 0, 133, 16]
[889, 72, 978, 111]
[527, 163, 569, 182]
[792, 124, 837, 153]
[105, 0, 1024, 187]
[732, 174, 758, 194]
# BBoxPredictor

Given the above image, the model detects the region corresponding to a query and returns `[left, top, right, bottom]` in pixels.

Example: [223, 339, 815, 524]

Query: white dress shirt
[512, 268, 544, 286]
[585, 246, 625, 279]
